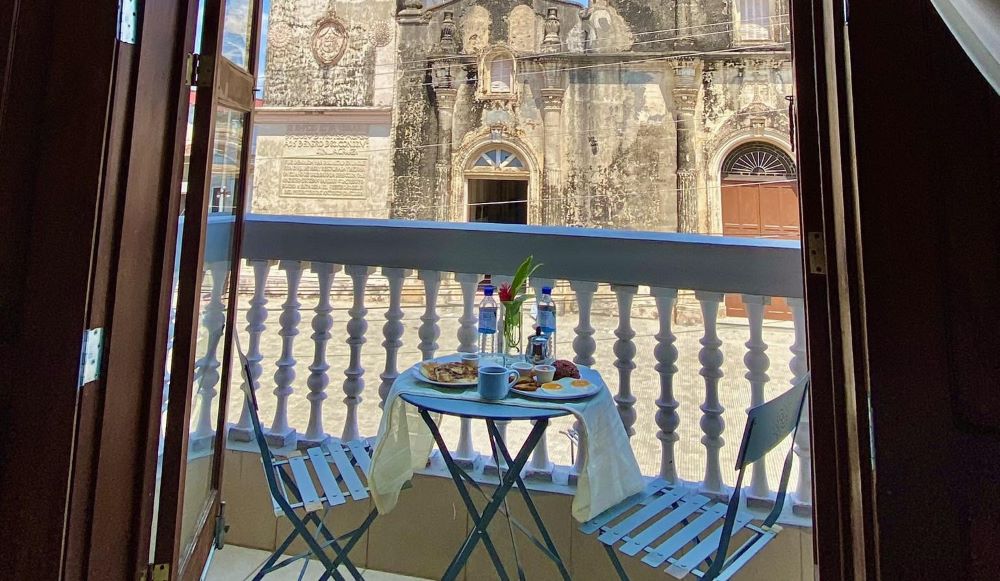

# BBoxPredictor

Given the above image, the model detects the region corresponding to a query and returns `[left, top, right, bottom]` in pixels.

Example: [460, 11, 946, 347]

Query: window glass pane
[222, 0, 254, 69]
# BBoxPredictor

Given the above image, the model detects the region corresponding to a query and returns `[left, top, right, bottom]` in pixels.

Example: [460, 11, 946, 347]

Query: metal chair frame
[581, 374, 811, 581]
[235, 345, 378, 581]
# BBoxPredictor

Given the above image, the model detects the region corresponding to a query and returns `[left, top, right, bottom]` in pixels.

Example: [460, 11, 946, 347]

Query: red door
[722, 180, 800, 320]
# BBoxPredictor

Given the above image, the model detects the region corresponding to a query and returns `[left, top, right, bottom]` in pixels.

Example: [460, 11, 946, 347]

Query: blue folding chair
[580, 374, 810, 580]
[234, 341, 378, 581]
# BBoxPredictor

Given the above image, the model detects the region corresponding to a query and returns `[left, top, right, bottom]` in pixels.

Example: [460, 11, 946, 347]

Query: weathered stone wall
[257, 0, 794, 234]
[264, 0, 397, 107]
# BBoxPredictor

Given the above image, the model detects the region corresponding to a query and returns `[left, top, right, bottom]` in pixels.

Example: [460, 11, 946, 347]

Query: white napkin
[367, 364, 645, 522]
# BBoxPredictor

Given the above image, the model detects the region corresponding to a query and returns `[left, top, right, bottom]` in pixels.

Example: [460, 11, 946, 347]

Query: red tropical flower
[498, 282, 514, 302]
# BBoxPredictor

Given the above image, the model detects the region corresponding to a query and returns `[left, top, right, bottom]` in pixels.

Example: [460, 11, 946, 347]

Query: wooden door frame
[789, 0, 878, 578]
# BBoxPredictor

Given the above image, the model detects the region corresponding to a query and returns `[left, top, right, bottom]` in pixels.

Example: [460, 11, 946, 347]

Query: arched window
[722, 142, 796, 177]
[736, 0, 772, 42]
[478, 46, 517, 100]
[473, 147, 525, 170]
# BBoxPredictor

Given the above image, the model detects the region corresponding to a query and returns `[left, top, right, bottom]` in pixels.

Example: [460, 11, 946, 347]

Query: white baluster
[652, 287, 680, 483]
[568, 280, 598, 483]
[232, 259, 272, 442]
[485, 273, 513, 476]
[696, 291, 726, 497]
[743, 295, 773, 505]
[612, 284, 638, 437]
[454, 273, 482, 468]
[191, 261, 229, 449]
[269, 260, 303, 447]
[342, 265, 374, 443]
[526, 277, 557, 481]
[418, 270, 442, 360]
[303, 262, 340, 444]
[789, 297, 812, 515]
[456, 273, 481, 353]
[379, 268, 411, 409]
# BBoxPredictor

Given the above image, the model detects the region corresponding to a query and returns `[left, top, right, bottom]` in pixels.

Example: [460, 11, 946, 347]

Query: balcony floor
[205, 545, 429, 581]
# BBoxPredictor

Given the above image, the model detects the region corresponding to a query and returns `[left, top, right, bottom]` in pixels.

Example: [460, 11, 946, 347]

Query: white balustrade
[454, 273, 481, 466]
[303, 262, 340, 443]
[232, 259, 272, 442]
[378, 268, 410, 409]
[651, 287, 680, 483]
[612, 284, 638, 437]
[696, 291, 726, 497]
[342, 265, 374, 443]
[192, 261, 229, 449]
[789, 298, 812, 514]
[742, 295, 772, 503]
[568, 280, 599, 481]
[269, 260, 303, 447]
[235, 216, 809, 512]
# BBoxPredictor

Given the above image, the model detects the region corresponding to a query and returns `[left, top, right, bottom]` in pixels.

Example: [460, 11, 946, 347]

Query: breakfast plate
[412, 354, 478, 387]
[510, 376, 601, 401]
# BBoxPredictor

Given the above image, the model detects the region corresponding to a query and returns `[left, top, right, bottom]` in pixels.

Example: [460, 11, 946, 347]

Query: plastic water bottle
[537, 286, 556, 358]
[478, 285, 498, 357]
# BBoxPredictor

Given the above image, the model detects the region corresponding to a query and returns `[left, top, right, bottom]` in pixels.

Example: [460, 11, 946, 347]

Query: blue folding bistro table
[398, 392, 574, 581]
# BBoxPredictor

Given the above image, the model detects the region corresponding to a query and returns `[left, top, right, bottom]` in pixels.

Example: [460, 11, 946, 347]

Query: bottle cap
[484, 285, 494, 296]
[542, 286, 552, 294]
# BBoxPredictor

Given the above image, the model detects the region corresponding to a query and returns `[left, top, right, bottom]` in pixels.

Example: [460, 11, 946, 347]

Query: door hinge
[807, 232, 827, 275]
[186, 53, 214, 87]
[78, 328, 105, 388]
[215, 501, 230, 550]
[146, 563, 169, 581]
[117, 0, 137, 44]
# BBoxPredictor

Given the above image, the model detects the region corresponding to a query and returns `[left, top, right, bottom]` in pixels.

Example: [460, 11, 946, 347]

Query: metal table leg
[416, 409, 572, 581]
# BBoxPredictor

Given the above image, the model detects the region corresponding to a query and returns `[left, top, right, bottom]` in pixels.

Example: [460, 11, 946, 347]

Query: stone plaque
[280, 133, 369, 199]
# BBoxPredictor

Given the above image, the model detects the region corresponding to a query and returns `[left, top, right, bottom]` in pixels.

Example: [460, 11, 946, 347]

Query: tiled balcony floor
[205, 545, 430, 581]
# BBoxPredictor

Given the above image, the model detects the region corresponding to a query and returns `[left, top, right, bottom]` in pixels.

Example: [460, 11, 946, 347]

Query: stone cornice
[254, 107, 393, 125]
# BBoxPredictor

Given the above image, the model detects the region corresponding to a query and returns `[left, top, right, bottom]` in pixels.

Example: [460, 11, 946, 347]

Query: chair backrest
[734, 373, 810, 471]
[233, 337, 282, 486]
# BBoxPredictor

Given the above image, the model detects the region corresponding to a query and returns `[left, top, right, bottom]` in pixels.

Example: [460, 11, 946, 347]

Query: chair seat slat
[599, 488, 687, 545]
[345, 439, 372, 476]
[714, 532, 777, 581]
[287, 453, 323, 513]
[641, 503, 727, 568]
[665, 512, 754, 579]
[619, 494, 712, 556]
[307, 446, 347, 507]
[325, 441, 368, 500]
[580, 479, 670, 535]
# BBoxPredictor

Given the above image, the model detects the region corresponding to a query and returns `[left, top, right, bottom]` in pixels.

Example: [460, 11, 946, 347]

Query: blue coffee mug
[478, 366, 518, 401]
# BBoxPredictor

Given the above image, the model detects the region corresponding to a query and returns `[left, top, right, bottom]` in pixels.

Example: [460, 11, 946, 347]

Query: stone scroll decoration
[311, 11, 349, 67]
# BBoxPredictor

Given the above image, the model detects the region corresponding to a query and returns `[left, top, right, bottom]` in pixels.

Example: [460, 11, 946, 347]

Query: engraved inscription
[280, 133, 370, 199]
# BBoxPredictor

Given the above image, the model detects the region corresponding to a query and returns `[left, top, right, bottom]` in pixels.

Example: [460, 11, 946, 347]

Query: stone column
[672, 60, 700, 233]
[434, 88, 457, 220]
[674, 0, 694, 49]
[540, 54, 564, 225]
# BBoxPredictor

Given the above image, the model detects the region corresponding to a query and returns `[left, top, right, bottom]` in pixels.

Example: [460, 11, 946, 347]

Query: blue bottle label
[479, 308, 497, 333]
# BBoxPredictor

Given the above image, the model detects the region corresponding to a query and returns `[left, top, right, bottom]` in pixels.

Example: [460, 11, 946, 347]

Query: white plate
[413, 354, 478, 387]
[511, 376, 602, 401]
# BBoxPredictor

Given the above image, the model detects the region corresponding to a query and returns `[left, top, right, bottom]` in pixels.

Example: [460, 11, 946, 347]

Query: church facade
[252, 0, 796, 235]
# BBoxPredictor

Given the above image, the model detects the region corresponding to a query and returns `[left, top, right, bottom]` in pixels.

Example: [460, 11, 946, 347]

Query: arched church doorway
[720, 141, 799, 319]
[465, 146, 529, 224]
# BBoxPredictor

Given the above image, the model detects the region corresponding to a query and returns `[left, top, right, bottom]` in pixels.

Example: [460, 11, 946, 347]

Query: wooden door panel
[722, 180, 800, 320]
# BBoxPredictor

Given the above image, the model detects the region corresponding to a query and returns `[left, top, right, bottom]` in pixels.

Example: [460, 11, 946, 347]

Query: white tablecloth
[368, 363, 645, 522]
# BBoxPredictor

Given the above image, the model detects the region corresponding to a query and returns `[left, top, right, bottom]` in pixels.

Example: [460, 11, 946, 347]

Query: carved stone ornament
[543, 8, 561, 47]
[269, 20, 293, 50]
[440, 11, 456, 49]
[370, 20, 393, 48]
[311, 14, 349, 67]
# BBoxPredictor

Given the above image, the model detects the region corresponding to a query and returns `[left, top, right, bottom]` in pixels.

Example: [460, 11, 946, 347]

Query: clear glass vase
[500, 302, 523, 366]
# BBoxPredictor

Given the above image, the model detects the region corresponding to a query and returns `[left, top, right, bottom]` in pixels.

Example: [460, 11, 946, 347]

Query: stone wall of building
[255, 0, 794, 233]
